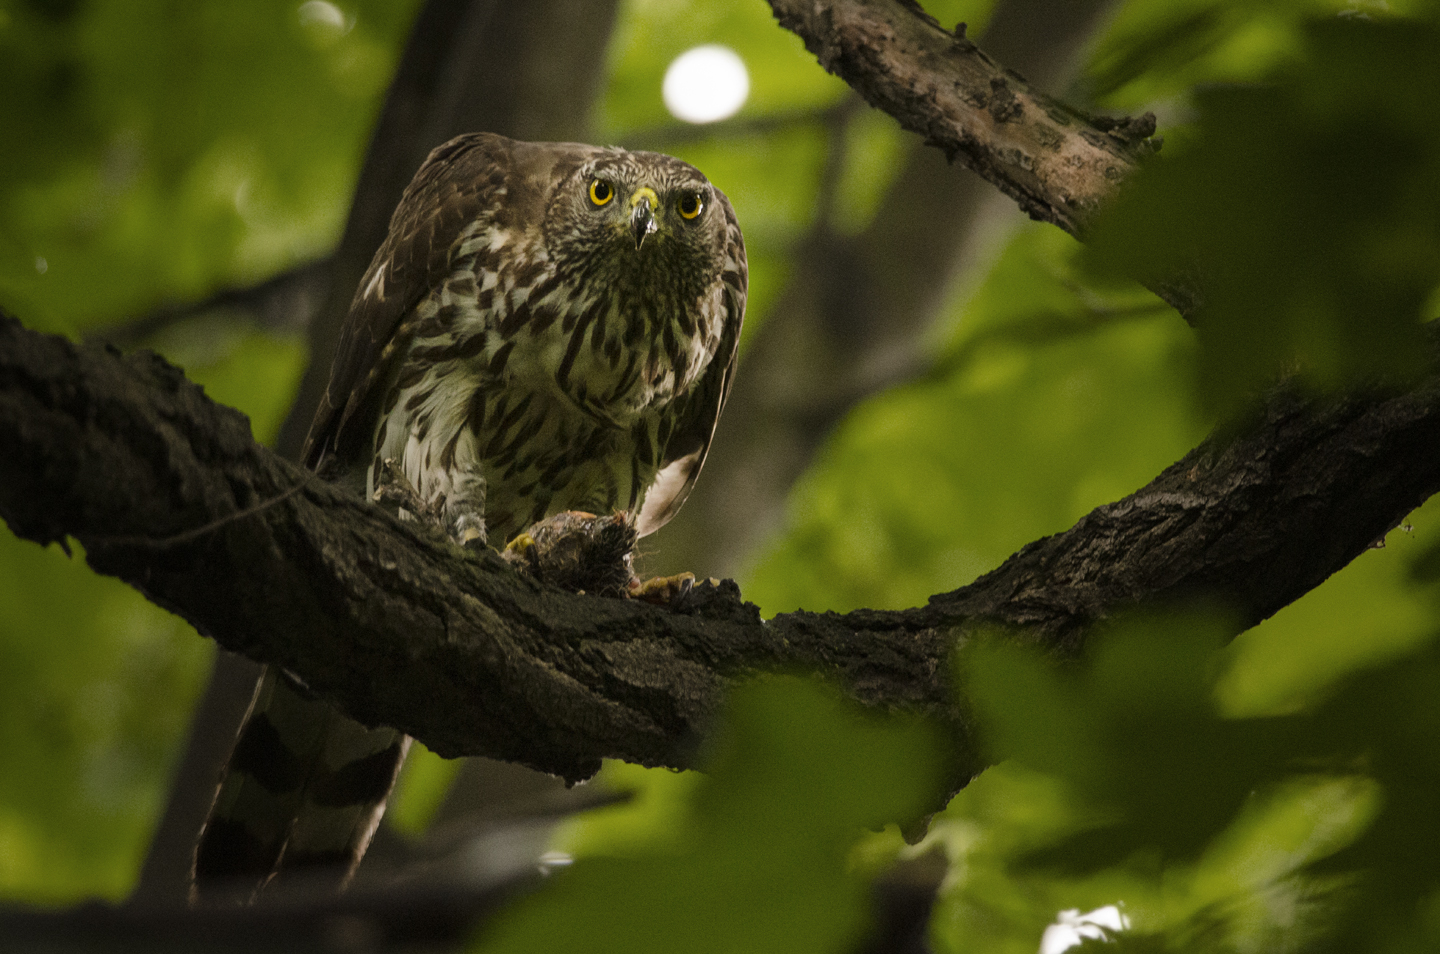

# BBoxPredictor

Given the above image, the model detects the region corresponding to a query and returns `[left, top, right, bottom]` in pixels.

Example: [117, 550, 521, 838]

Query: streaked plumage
[308, 132, 747, 542]
[192, 132, 747, 902]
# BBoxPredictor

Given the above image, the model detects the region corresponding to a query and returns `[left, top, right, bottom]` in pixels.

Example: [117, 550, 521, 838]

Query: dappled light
[1040, 906, 1130, 954]
[298, 0, 351, 34]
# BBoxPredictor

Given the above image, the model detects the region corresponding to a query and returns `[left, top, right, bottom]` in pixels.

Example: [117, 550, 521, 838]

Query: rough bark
[766, 0, 1156, 237]
[5, 311, 1437, 790]
[765, 0, 1202, 317]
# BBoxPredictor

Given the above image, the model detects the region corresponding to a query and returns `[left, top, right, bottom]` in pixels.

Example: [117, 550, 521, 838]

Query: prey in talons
[501, 510, 700, 606]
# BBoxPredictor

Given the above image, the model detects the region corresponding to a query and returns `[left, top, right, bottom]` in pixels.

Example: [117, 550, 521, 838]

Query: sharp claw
[373, 459, 490, 549]
[627, 571, 697, 604]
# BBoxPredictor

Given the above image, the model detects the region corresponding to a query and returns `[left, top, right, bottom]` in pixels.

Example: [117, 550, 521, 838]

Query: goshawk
[192, 132, 747, 903]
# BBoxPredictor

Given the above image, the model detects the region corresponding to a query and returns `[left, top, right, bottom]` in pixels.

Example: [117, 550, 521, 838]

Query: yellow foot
[503, 530, 536, 558]
[627, 571, 696, 604]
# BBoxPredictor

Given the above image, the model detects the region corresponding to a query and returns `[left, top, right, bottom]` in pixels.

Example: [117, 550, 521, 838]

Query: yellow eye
[677, 193, 703, 219]
[588, 179, 613, 206]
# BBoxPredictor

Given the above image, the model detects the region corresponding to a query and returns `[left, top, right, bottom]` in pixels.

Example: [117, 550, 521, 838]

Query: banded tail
[191, 666, 410, 905]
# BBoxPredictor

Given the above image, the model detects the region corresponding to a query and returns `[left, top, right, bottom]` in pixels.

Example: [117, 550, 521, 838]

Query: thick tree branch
[4, 311, 1438, 788]
[766, 0, 1203, 316]
[767, 0, 1157, 236]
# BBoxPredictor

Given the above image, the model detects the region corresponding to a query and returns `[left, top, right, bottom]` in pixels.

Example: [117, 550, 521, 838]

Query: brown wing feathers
[303, 134, 504, 474]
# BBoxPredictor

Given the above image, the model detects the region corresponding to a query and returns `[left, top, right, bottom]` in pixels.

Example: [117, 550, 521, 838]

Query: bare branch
[5, 313, 1438, 790]
[90, 257, 333, 350]
[766, 0, 1156, 236]
[765, 0, 1203, 317]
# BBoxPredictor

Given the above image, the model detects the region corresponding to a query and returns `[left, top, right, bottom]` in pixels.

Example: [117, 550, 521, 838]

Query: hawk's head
[539, 148, 729, 306]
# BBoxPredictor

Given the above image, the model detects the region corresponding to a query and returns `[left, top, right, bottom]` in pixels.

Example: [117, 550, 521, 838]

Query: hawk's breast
[368, 219, 727, 542]
[454, 222, 724, 427]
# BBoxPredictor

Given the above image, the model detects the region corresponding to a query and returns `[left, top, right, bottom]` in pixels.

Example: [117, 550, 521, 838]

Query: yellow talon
[504, 532, 536, 555]
[627, 571, 696, 602]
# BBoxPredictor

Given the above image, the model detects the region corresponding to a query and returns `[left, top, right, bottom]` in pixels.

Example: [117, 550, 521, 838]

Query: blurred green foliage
[0, 0, 414, 332]
[745, 223, 1199, 614]
[0, 0, 416, 902]
[479, 679, 941, 954]
[1086, 17, 1440, 416]
[939, 584, 1440, 954]
[0, 1, 1438, 953]
[0, 536, 210, 902]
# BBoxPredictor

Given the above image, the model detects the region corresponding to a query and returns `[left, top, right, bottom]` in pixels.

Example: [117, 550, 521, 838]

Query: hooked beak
[629, 186, 659, 249]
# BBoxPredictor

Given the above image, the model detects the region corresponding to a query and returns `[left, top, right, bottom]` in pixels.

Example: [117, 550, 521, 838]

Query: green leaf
[1086, 18, 1440, 417]
[478, 678, 942, 954]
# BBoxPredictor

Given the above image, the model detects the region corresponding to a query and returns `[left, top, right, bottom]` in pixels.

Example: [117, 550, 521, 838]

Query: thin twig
[85, 474, 316, 551]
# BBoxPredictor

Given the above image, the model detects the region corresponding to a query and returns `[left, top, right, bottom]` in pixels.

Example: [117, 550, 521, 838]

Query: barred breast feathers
[345, 134, 747, 542]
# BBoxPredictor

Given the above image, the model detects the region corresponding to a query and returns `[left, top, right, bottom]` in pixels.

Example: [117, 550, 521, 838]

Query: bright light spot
[233, 179, 253, 219]
[538, 851, 573, 873]
[1040, 906, 1129, 954]
[34, 257, 47, 275]
[298, 1, 350, 33]
[662, 45, 749, 124]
